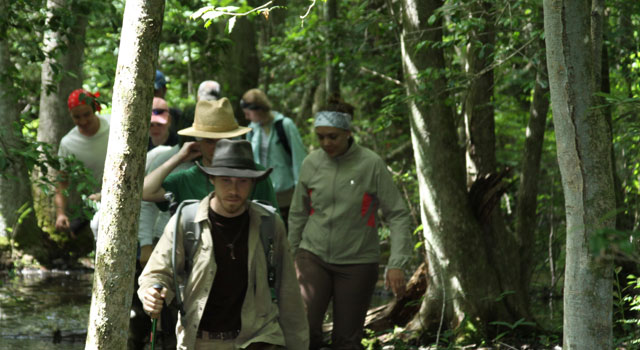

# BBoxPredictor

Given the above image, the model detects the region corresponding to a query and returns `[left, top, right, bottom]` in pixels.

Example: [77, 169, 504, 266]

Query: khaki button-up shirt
[139, 192, 309, 349]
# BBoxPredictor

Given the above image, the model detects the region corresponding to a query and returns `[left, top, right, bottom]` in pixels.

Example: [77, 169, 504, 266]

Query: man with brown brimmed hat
[139, 139, 309, 350]
[141, 97, 279, 220]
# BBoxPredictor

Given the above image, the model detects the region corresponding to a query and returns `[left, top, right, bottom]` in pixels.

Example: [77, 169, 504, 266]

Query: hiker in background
[154, 70, 184, 137]
[141, 97, 279, 212]
[242, 88, 306, 223]
[288, 96, 414, 350]
[148, 97, 179, 151]
[180, 80, 223, 144]
[56, 89, 108, 236]
[139, 139, 308, 349]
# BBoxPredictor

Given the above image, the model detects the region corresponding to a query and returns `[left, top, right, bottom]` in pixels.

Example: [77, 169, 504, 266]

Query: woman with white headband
[288, 96, 414, 350]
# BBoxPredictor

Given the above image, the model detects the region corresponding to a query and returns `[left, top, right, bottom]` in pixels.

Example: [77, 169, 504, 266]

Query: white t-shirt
[58, 115, 110, 188]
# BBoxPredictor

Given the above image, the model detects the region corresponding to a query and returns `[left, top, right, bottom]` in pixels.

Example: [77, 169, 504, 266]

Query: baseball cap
[154, 70, 167, 90]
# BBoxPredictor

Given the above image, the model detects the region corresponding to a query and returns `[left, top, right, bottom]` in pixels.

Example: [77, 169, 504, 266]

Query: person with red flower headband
[55, 88, 110, 234]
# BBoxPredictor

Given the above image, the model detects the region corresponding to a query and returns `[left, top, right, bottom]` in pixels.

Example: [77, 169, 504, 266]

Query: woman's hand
[385, 268, 406, 298]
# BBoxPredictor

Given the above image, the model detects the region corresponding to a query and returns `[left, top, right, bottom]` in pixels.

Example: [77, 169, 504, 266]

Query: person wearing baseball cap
[148, 97, 178, 150]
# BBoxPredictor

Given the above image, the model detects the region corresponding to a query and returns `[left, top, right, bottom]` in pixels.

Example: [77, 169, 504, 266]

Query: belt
[196, 329, 240, 340]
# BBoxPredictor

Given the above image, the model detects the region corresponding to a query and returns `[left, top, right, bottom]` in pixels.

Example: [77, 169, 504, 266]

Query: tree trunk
[544, 0, 614, 348]
[515, 39, 549, 303]
[459, 0, 533, 322]
[219, 17, 259, 123]
[400, 0, 528, 337]
[0, 0, 46, 261]
[463, 0, 496, 179]
[324, 0, 340, 96]
[38, 0, 88, 149]
[84, 0, 164, 348]
[253, 0, 287, 93]
[35, 0, 88, 234]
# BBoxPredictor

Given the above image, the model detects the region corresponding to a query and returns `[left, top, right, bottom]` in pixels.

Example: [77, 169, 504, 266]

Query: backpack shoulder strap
[247, 127, 255, 141]
[252, 200, 280, 303]
[274, 119, 292, 158]
[172, 199, 201, 319]
[181, 200, 202, 269]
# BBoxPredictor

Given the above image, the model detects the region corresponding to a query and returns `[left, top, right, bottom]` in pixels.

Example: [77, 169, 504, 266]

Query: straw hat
[197, 139, 272, 180]
[178, 98, 251, 139]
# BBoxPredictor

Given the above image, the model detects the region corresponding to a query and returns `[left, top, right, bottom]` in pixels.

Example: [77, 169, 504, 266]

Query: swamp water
[0, 270, 92, 350]
[0, 268, 394, 349]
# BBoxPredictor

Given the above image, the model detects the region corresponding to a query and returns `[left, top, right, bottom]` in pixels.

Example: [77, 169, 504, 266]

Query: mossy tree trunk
[515, 33, 550, 309]
[399, 0, 532, 337]
[544, 0, 614, 348]
[34, 0, 89, 237]
[84, 0, 164, 348]
[0, 0, 47, 261]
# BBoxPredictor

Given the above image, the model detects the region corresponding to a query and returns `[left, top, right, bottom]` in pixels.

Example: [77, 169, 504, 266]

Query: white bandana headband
[314, 111, 352, 130]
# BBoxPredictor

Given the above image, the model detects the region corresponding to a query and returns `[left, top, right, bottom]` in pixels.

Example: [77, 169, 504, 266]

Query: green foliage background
[2, 0, 640, 346]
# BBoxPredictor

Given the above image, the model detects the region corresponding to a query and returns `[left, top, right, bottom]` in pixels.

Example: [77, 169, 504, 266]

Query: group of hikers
[55, 70, 414, 350]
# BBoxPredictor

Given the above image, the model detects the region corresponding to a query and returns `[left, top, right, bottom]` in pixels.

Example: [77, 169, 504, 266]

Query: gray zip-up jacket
[138, 193, 309, 349]
[288, 143, 413, 269]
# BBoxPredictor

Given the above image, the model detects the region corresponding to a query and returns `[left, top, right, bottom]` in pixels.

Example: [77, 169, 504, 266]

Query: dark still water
[0, 270, 92, 350]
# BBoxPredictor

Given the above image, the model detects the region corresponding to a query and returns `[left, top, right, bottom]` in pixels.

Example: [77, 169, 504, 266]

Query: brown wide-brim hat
[197, 139, 272, 181]
[178, 98, 251, 139]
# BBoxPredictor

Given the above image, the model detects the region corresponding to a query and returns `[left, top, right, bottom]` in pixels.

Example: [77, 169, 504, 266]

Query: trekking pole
[150, 283, 163, 350]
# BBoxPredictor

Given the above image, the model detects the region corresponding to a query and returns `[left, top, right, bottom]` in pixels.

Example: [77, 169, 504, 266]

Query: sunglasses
[239, 100, 263, 111]
[152, 108, 168, 115]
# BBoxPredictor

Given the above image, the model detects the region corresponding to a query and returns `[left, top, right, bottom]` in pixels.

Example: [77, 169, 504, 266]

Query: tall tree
[0, 0, 46, 258]
[399, 0, 530, 336]
[35, 0, 89, 233]
[515, 33, 550, 305]
[38, 0, 88, 148]
[544, 0, 614, 348]
[463, 0, 496, 178]
[84, 0, 164, 348]
[218, 16, 259, 122]
[324, 0, 340, 96]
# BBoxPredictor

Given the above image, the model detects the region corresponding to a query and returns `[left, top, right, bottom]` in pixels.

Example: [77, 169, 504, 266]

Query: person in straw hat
[139, 139, 309, 350]
[141, 97, 279, 217]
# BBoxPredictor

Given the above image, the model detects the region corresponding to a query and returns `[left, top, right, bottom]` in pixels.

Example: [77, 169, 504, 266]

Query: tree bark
[35, 0, 88, 234]
[38, 0, 88, 149]
[218, 17, 259, 123]
[84, 0, 164, 348]
[253, 0, 287, 93]
[463, 0, 496, 179]
[400, 0, 528, 337]
[544, 0, 614, 348]
[324, 0, 340, 96]
[515, 38, 549, 302]
[0, 0, 46, 260]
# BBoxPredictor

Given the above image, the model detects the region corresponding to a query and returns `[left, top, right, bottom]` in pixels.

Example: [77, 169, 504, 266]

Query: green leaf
[228, 16, 237, 33]
[190, 6, 214, 20]
[202, 10, 225, 21]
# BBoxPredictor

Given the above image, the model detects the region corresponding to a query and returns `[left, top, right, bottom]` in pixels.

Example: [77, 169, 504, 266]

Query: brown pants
[295, 249, 378, 350]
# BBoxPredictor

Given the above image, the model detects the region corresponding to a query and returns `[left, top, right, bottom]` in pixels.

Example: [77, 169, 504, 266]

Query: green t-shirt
[161, 164, 280, 213]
